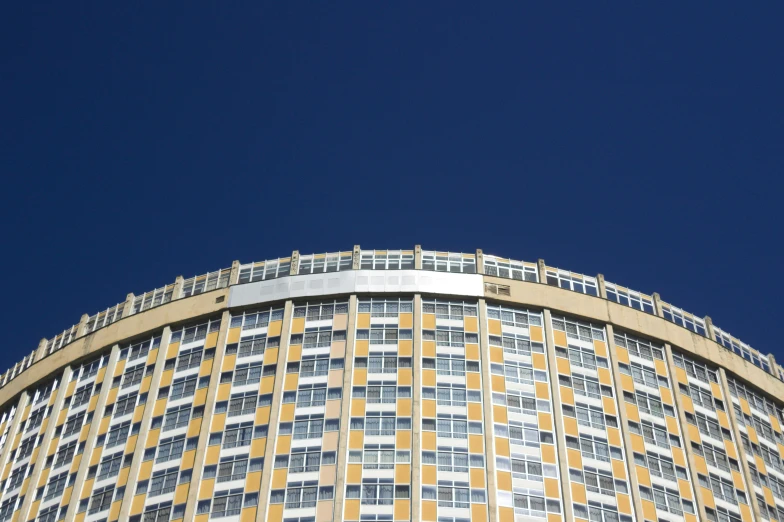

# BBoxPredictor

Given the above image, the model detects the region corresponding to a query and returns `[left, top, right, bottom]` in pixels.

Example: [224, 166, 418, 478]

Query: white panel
[228, 270, 483, 308]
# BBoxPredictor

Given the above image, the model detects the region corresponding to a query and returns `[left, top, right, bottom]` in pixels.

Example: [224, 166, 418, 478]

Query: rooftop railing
[2, 246, 779, 388]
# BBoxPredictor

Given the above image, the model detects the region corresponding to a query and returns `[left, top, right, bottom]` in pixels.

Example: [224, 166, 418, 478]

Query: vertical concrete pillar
[703, 316, 715, 341]
[537, 259, 547, 284]
[476, 249, 484, 274]
[63, 345, 122, 521]
[414, 245, 422, 270]
[663, 344, 710, 522]
[36, 338, 48, 362]
[352, 245, 361, 270]
[77, 314, 90, 338]
[718, 367, 763, 522]
[230, 260, 241, 285]
[477, 298, 497, 522]
[290, 250, 300, 276]
[17, 366, 74, 521]
[255, 301, 295, 522]
[541, 310, 574, 521]
[652, 292, 664, 318]
[410, 294, 422, 522]
[331, 295, 359, 522]
[602, 324, 650, 522]
[173, 275, 185, 300]
[0, 391, 31, 481]
[597, 274, 607, 299]
[177, 311, 232, 520]
[123, 293, 136, 318]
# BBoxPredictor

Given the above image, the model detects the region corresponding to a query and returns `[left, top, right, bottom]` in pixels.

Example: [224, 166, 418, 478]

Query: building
[0, 246, 779, 522]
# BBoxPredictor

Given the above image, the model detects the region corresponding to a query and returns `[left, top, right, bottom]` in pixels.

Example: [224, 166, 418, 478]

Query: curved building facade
[0, 247, 781, 522]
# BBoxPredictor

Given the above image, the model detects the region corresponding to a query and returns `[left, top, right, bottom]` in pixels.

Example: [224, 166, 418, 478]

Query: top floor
[2, 245, 778, 389]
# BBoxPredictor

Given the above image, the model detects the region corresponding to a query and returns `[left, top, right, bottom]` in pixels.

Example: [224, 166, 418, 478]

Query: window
[88, 486, 114, 514]
[293, 418, 323, 440]
[297, 252, 353, 274]
[626, 390, 669, 418]
[426, 357, 468, 376]
[421, 251, 476, 273]
[228, 394, 257, 417]
[53, 441, 77, 468]
[673, 352, 719, 384]
[566, 435, 612, 462]
[605, 282, 655, 314]
[170, 317, 221, 344]
[489, 333, 544, 357]
[422, 300, 478, 319]
[302, 329, 333, 348]
[359, 449, 396, 470]
[435, 417, 468, 439]
[163, 405, 191, 430]
[293, 300, 350, 320]
[681, 383, 719, 412]
[510, 456, 543, 481]
[121, 366, 146, 388]
[230, 307, 284, 330]
[365, 416, 396, 436]
[512, 492, 546, 516]
[182, 269, 231, 297]
[211, 490, 244, 517]
[26, 407, 46, 431]
[288, 451, 322, 473]
[170, 376, 198, 400]
[483, 255, 537, 281]
[546, 268, 598, 295]
[97, 453, 124, 480]
[715, 327, 770, 372]
[551, 315, 605, 342]
[367, 386, 398, 404]
[217, 456, 248, 483]
[686, 411, 731, 442]
[106, 422, 131, 448]
[142, 504, 172, 522]
[556, 345, 608, 371]
[298, 359, 329, 377]
[133, 286, 174, 313]
[285, 485, 318, 508]
[156, 436, 186, 463]
[295, 387, 327, 408]
[661, 303, 706, 336]
[359, 250, 414, 270]
[114, 393, 139, 417]
[44, 472, 68, 501]
[222, 425, 253, 448]
[63, 412, 85, 438]
[238, 258, 291, 283]
[422, 329, 466, 348]
[71, 384, 93, 408]
[365, 356, 398, 374]
[149, 468, 179, 496]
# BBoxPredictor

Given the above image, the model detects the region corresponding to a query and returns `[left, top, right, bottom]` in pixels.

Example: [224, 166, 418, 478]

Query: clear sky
[1, 3, 782, 373]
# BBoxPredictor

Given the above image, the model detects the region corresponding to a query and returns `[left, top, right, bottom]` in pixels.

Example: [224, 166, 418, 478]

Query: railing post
[123, 293, 135, 318]
[230, 260, 241, 285]
[352, 244, 361, 269]
[77, 313, 90, 337]
[652, 292, 664, 318]
[36, 338, 48, 361]
[596, 273, 607, 298]
[414, 245, 422, 270]
[476, 249, 484, 274]
[290, 250, 300, 275]
[173, 275, 185, 299]
[703, 315, 715, 340]
[537, 259, 547, 283]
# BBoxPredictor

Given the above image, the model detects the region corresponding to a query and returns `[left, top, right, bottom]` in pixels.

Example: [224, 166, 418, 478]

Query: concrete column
[652, 293, 664, 318]
[477, 298, 498, 522]
[63, 345, 122, 521]
[663, 344, 710, 522]
[178, 311, 232, 520]
[352, 245, 361, 270]
[602, 324, 650, 522]
[414, 245, 422, 270]
[331, 295, 359, 522]
[704, 316, 715, 341]
[410, 294, 422, 522]
[123, 293, 136, 318]
[718, 367, 763, 522]
[255, 301, 295, 522]
[0, 391, 31, 481]
[17, 365, 74, 521]
[36, 338, 48, 362]
[230, 260, 241, 285]
[476, 249, 484, 274]
[290, 250, 300, 276]
[541, 310, 574, 521]
[77, 314, 90, 338]
[173, 276, 185, 300]
[597, 274, 607, 299]
[537, 259, 547, 284]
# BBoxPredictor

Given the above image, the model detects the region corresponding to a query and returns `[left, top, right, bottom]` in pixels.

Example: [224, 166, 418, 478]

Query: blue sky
[1, 3, 782, 371]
